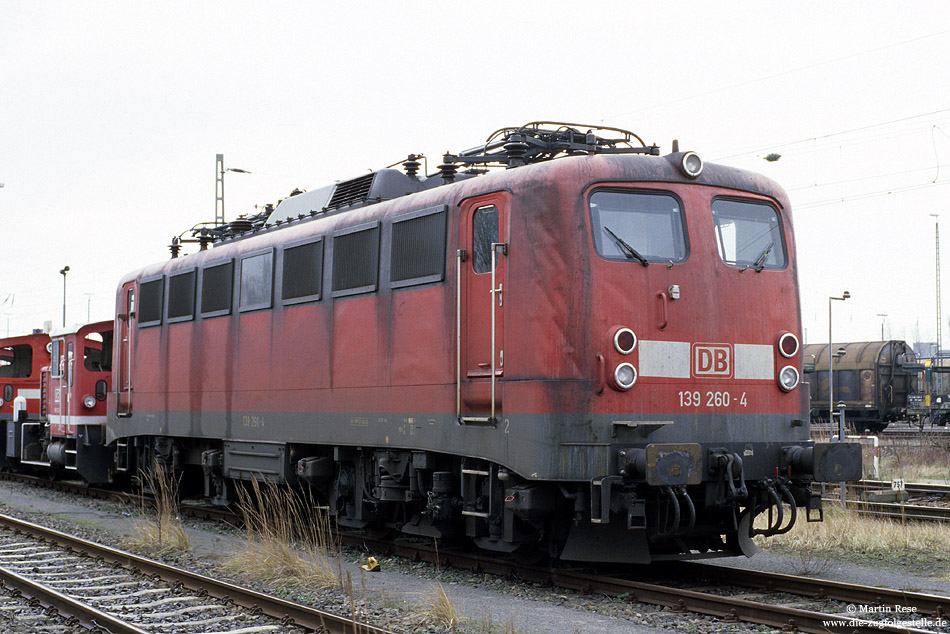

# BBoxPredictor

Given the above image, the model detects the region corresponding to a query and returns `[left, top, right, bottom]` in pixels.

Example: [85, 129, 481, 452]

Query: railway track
[0, 511, 395, 634]
[3, 471, 949, 633]
[834, 498, 950, 522]
[819, 479, 950, 522]
[811, 423, 950, 443]
[356, 536, 947, 633]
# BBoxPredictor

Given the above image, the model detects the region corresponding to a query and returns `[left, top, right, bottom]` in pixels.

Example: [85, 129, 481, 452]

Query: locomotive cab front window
[711, 198, 787, 271]
[83, 330, 113, 373]
[589, 190, 687, 263]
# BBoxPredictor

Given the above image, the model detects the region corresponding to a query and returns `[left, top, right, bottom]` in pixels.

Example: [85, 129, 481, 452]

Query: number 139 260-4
[678, 391, 747, 408]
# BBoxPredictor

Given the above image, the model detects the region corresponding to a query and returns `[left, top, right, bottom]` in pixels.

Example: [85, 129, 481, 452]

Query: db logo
[693, 344, 732, 377]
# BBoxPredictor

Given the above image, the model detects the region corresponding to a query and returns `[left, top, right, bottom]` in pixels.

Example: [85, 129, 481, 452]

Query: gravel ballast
[0, 479, 946, 633]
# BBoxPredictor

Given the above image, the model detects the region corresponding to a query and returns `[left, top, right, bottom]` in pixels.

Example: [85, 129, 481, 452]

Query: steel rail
[347, 536, 937, 634]
[0, 564, 150, 634]
[834, 499, 950, 522]
[855, 479, 950, 496]
[821, 484, 950, 522]
[0, 513, 397, 634]
[2, 472, 946, 633]
[682, 562, 950, 617]
[549, 569, 933, 634]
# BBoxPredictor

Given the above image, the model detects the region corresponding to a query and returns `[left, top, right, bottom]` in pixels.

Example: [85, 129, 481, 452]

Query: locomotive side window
[711, 198, 787, 270]
[332, 222, 379, 297]
[50, 339, 63, 378]
[138, 278, 164, 327]
[167, 270, 196, 322]
[67, 341, 74, 387]
[392, 206, 447, 287]
[0, 345, 32, 378]
[282, 238, 324, 304]
[472, 205, 498, 274]
[201, 261, 233, 317]
[239, 250, 274, 312]
[589, 191, 687, 263]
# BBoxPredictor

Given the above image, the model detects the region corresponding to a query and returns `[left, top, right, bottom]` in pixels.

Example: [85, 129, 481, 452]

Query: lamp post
[828, 292, 850, 435]
[876, 313, 888, 340]
[932, 214, 941, 361]
[215, 154, 251, 226]
[59, 266, 70, 326]
[829, 291, 850, 505]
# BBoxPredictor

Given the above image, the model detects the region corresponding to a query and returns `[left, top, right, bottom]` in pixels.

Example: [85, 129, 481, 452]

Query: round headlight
[83, 395, 96, 409]
[613, 363, 637, 391]
[778, 365, 800, 392]
[778, 332, 799, 358]
[681, 152, 703, 178]
[613, 328, 637, 355]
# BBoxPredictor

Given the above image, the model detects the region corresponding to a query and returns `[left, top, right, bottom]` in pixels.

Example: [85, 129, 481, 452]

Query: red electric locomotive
[106, 123, 861, 562]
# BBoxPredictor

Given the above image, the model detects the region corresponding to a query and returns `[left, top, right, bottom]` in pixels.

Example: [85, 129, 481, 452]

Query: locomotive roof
[143, 122, 790, 281]
[49, 320, 113, 339]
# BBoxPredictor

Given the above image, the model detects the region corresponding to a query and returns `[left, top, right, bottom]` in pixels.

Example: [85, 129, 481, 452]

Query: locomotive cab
[12, 321, 114, 483]
[0, 332, 51, 468]
[0, 332, 50, 421]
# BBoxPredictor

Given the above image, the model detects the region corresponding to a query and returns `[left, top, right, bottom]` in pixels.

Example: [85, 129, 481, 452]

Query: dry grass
[877, 435, 950, 482]
[416, 582, 459, 631]
[471, 611, 519, 634]
[125, 461, 191, 553]
[223, 478, 340, 590]
[758, 504, 950, 563]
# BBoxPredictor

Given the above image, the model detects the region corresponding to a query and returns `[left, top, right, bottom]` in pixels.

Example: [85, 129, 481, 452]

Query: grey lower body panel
[107, 408, 813, 482]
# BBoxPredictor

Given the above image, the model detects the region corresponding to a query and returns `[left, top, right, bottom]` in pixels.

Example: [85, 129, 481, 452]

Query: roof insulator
[403, 154, 421, 178]
[504, 134, 529, 168]
[439, 154, 457, 182]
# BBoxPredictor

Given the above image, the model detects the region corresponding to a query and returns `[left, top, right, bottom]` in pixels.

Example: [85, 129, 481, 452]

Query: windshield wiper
[752, 241, 774, 272]
[603, 226, 649, 267]
[741, 241, 774, 273]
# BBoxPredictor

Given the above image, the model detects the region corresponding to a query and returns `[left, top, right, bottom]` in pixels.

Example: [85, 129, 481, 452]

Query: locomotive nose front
[575, 158, 863, 562]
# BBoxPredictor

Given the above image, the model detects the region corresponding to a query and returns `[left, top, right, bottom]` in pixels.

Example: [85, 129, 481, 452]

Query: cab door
[64, 340, 75, 433]
[49, 337, 67, 435]
[116, 283, 135, 416]
[457, 193, 509, 423]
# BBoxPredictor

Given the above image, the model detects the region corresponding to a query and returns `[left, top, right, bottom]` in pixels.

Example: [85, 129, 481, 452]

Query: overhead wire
[795, 179, 950, 210]
[714, 109, 950, 162]
[607, 29, 950, 122]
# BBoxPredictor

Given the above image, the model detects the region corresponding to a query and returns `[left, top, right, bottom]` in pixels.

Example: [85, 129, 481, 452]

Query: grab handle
[657, 291, 669, 330]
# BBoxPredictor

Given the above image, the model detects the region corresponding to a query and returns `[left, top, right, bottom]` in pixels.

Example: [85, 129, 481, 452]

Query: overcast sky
[2, 2, 949, 349]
